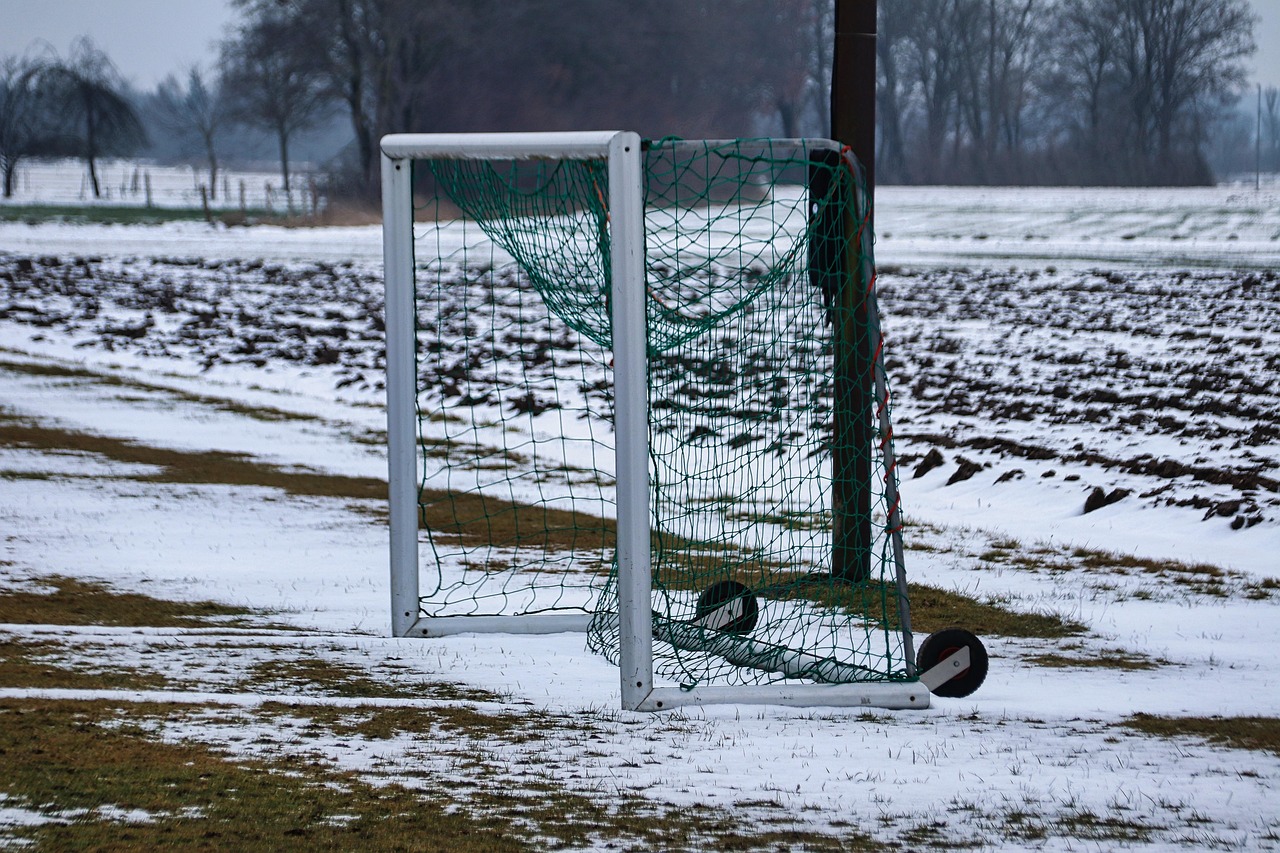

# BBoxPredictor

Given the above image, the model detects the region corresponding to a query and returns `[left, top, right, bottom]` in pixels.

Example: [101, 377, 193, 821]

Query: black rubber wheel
[694, 580, 759, 634]
[917, 628, 988, 697]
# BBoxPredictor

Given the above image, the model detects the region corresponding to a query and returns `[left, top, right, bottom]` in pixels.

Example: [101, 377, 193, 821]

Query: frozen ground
[1, 184, 1278, 850]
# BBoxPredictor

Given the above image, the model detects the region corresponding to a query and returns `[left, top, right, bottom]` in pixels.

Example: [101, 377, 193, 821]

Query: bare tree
[900, 0, 975, 182]
[809, 0, 835, 137]
[877, 2, 918, 182]
[1111, 0, 1256, 181]
[208, 0, 1256, 188]
[1056, 0, 1123, 156]
[234, 0, 386, 192]
[155, 67, 227, 199]
[229, 0, 477, 195]
[42, 39, 146, 198]
[984, 0, 1039, 161]
[312, 0, 388, 191]
[221, 13, 329, 193]
[0, 55, 48, 198]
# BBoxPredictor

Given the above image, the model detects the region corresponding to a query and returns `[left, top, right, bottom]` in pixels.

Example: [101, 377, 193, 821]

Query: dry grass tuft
[1123, 714, 1280, 757]
[0, 638, 172, 691]
[1027, 650, 1162, 670]
[0, 699, 875, 851]
[0, 699, 533, 851]
[0, 575, 258, 628]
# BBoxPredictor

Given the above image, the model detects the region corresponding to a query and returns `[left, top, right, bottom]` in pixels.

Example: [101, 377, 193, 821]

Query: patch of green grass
[265, 701, 557, 744]
[1246, 577, 1280, 600]
[420, 433, 529, 466]
[0, 412, 623, 552]
[655, 557, 1083, 639]
[250, 696, 890, 845]
[941, 802, 1163, 846]
[978, 535, 1267, 600]
[0, 414, 385, 497]
[999, 809, 1049, 841]
[1071, 547, 1224, 578]
[727, 508, 826, 531]
[415, 488, 615, 551]
[0, 575, 260, 628]
[1122, 714, 1280, 757]
[785, 577, 1076, 638]
[0, 469, 54, 481]
[1054, 810, 1156, 843]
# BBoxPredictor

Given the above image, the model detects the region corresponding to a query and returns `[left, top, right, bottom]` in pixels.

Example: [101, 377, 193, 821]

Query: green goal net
[404, 137, 914, 694]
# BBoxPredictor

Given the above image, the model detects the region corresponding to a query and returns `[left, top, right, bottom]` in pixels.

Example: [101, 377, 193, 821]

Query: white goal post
[380, 131, 647, 646]
[380, 131, 930, 712]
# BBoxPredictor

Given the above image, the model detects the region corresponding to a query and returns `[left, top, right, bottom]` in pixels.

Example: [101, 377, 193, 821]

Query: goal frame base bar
[408, 612, 934, 712]
[405, 614, 593, 638]
[631, 682, 930, 712]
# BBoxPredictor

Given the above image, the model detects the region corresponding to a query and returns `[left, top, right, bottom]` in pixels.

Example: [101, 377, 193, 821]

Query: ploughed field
[1, 252, 1276, 535]
[879, 266, 1280, 530]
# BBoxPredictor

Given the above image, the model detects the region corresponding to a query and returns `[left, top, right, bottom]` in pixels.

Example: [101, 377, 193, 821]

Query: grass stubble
[0, 574, 884, 851]
[1122, 714, 1280, 757]
[0, 687, 875, 851]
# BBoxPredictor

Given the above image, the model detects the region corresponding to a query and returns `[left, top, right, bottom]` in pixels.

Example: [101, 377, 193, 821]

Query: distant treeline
[876, 0, 1262, 185]
[1, 0, 1269, 199]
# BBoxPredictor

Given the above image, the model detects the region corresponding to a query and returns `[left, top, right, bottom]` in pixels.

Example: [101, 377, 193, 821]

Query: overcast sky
[1, 0, 236, 88]
[1, 0, 1278, 92]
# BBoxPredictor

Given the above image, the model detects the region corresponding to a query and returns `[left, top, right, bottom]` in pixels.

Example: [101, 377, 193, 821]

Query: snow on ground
[3, 178, 1279, 270]
[0, 158, 316, 212]
[877, 183, 1280, 270]
[1, 184, 1279, 849]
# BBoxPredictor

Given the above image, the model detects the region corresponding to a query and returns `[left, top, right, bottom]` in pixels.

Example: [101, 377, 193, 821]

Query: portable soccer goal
[381, 131, 930, 711]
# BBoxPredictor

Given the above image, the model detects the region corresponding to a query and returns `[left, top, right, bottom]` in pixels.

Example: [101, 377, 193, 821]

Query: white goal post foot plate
[632, 682, 930, 712]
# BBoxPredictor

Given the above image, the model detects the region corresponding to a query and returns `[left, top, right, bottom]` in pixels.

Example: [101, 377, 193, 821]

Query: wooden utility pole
[832, 0, 876, 191]
[829, 0, 876, 583]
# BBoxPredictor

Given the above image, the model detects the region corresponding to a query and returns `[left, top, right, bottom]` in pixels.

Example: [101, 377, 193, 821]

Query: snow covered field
[1, 184, 1278, 849]
[877, 183, 1280, 270]
[0, 158, 316, 212]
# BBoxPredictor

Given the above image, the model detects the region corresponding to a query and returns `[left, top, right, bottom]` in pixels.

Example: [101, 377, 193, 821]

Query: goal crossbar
[381, 131, 628, 161]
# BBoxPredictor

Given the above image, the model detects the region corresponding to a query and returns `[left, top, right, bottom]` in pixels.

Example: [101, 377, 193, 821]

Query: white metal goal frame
[380, 130, 929, 712]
